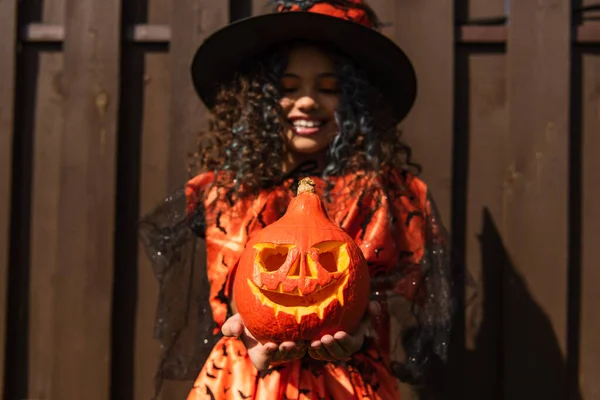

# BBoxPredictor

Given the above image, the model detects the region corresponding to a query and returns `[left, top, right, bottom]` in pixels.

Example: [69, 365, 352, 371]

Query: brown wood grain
[393, 0, 454, 225]
[361, 0, 395, 39]
[393, 2, 454, 398]
[459, 24, 600, 44]
[366, 5, 417, 399]
[27, 1, 65, 398]
[580, 50, 600, 400]
[468, 0, 506, 20]
[135, 51, 171, 400]
[0, 0, 17, 395]
[50, 0, 121, 398]
[504, 0, 571, 398]
[581, 0, 600, 21]
[134, 2, 172, 399]
[463, 51, 508, 400]
[18, 22, 600, 45]
[148, 1, 230, 398]
[168, 0, 229, 190]
[459, 26, 507, 43]
[253, 0, 270, 16]
[578, 22, 600, 43]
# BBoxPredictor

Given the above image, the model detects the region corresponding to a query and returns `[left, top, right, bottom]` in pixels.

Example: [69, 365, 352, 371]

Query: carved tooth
[336, 287, 345, 306]
[294, 308, 302, 323]
[316, 305, 324, 319]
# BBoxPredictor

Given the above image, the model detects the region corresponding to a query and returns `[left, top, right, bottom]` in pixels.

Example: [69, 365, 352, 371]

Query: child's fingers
[287, 345, 307, 360]
[221, 314, 244, 337]
[308, 347, 322, 360]
[248, 342, 277, 371]
[334, 328, 364, 355]
[309, 341, 336, 361]
[272, 341, 294, 362]
[321, 334, 350, 360]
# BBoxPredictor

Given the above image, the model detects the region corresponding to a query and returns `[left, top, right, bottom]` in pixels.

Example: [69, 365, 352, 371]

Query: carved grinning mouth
[248, 241, 350, 322]
[248, 274, 349, 323]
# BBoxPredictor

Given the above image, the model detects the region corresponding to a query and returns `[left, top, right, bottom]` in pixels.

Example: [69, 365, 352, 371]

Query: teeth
[292, 120, 323, 128]
[316, 305, 324, 319]
[294, 309, 302, 323]
[336, 289, 345, 306]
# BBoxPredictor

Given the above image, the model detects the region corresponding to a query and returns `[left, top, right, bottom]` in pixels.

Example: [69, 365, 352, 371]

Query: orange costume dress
[139, 168, 453, 400]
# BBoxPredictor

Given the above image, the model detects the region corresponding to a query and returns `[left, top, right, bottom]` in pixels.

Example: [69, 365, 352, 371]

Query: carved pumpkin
[233, 178, 371, 343]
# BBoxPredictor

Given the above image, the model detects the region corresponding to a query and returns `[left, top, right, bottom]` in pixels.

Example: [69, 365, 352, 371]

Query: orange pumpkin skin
[233, 179, 371, 343]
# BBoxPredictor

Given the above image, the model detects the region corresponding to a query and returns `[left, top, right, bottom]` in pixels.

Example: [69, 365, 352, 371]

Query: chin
[289, 141, 330, 155]
[287, 132, 336, 155]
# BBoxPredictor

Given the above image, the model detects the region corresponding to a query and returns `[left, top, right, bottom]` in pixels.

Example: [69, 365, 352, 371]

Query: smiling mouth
[290, 119, 327, 135]
[248, 273, 349, 322]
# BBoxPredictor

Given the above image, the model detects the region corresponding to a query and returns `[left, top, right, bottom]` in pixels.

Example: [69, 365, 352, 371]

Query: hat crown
[271, 0, 380, 29]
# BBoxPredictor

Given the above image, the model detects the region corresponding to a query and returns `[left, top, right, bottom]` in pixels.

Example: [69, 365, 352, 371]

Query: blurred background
[0, 0, 599, 399]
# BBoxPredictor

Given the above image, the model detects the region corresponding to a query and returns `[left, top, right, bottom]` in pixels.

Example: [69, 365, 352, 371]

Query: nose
[295, 95, 318, 112]
[295, 253, 317, 279]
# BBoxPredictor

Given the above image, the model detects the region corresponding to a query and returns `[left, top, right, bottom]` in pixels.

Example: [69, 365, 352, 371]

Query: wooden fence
[1, 0, 599, 399]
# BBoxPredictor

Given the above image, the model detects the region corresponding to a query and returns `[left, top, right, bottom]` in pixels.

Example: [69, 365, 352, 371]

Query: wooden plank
[168, 0, 229, 190]
[135, 50, 171, 400]
[141, 1, 229, 399]
[252, 0, 270, 16]
[504, 0, 571, 398]
[28, 51, 64, 400]
[23, 23, 171, 43]
[129, 25, 170, 42]
[27, 1, 65, 398]
[578, 22, 600, 44]
[460, 24, 600, 44]
[393, 1, 455, 398]
[22, 23, 64, 42]
[19, 23, 600, 45]
[461, 50, 508, 400]
[394, 1, 454, 225]
[134, 2, 171, 400]
[361, 1, 421, 398]
[366, 2, 413, 395]
[468, 0, 506, 20]
[50, 0, 121, 398]
[580, 0, 600, 21]
[580, 49, 600, 400]
[0, 0, 17, 396]
[459, 26, 507, 44]
[363, 0, 396, 40]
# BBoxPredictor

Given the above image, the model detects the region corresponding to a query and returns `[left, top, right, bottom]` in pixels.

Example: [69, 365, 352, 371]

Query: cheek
[279, 97, 294, 113]
[320, 96, 340, 117]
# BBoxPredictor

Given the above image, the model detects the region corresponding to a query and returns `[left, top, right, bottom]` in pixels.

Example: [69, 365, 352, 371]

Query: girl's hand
[308, 301, 381, 362]
[221, 313, 307, 371]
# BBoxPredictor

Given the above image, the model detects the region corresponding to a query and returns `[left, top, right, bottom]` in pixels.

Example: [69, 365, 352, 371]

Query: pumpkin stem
[297, 178, 316, 195]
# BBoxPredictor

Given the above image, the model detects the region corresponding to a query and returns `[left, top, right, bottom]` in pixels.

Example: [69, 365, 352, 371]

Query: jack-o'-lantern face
[233, 178, 371, 342]
[249, 240, 351, 322]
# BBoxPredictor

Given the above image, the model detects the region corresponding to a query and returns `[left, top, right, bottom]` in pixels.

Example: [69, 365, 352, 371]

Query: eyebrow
[281, 72, 338, 79]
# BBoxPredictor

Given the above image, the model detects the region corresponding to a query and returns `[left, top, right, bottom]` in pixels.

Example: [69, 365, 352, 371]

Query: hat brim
[191, 11, 417, 123]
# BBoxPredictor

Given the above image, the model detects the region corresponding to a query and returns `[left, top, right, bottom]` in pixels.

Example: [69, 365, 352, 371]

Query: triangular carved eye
[254, 243, 295, 272]
[312, 241, 350, 273]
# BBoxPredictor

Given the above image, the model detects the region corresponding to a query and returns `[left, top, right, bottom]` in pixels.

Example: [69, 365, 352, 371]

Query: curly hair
[188, 40, 420, 198]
